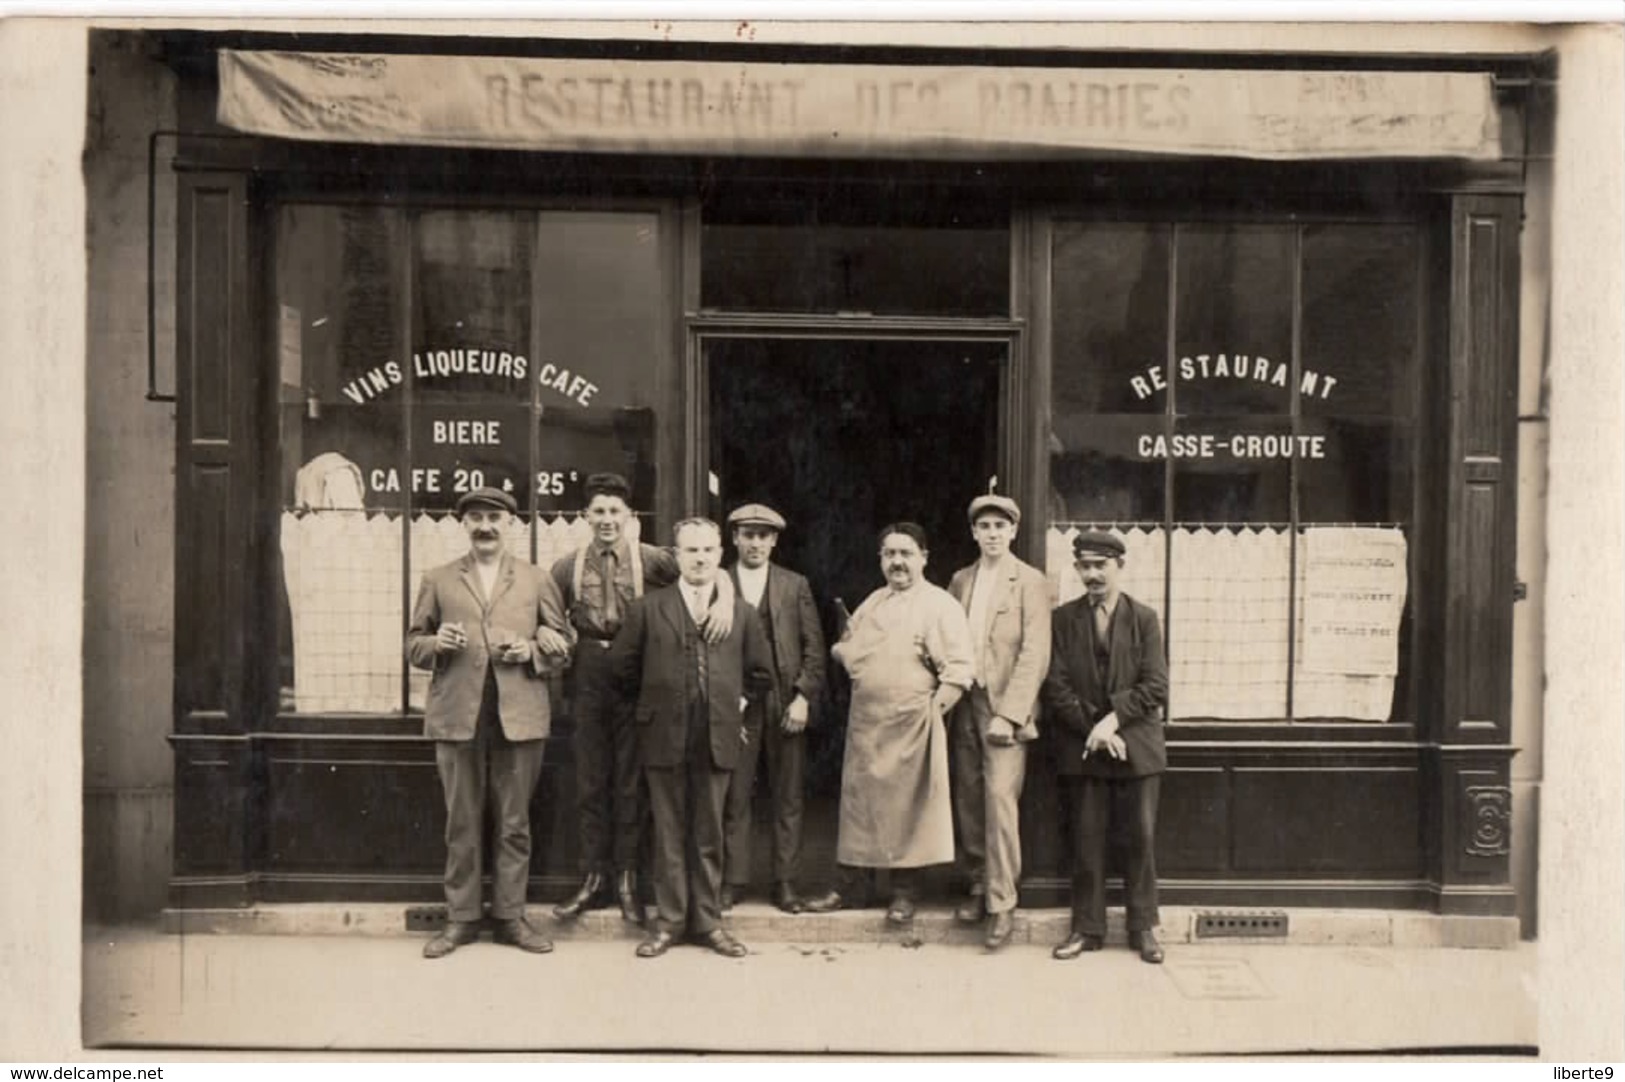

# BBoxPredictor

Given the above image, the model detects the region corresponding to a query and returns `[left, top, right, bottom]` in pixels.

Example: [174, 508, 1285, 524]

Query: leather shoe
[1129, 929, 1165, 964]
[800, 889, 845, 914]
[493, 917, 554, 954]
[635, 929, 675, 958]
[772, 881, 804, 914]
[984, 910, 1014, 950]
[553, 873, 608, 920]
[720, 884, 738, 912]
[617, 870, 643, 925]
[1051, 932, 1104, 960]
[700, 928, 748, 958]
[885, 894, 916, 925]
[421, 919, 481, 960]
[954, 892, 986, 924]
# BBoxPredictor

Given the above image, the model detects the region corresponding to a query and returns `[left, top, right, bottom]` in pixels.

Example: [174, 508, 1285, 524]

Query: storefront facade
[92, 26, 1550, 922]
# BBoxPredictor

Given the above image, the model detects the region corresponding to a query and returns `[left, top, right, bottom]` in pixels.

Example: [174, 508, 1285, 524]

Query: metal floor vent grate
[404, 905, 448, 932]
[1194, 911, 1290, 939]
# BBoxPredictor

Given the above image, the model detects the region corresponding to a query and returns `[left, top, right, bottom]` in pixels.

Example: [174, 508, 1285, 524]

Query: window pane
[1167, 417, 1295, 720]
[1053, 223, 1170, 415]
[1173, 226, 1295, 416]
[532, 211, 665, 528]
[1298, 419, 1414, 525]
[275, 204, 407, 714]
[1168, 526, 1292, 719]
[1301, 225, 1421, 419]
[410, 210, 534, 517]
[1293, 525, 1411, 721]
[1048, 223, 1169, 591]
[406, 211, 538, 714]
[1170, 417, 1295, 525]
[703, 196, 1008, 316]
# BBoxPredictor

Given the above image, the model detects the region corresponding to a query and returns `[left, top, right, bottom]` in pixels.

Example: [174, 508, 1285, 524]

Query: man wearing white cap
[720, 503, 827, 914]
[946, 494, 1052, 950]
[407, 487, 576, 959]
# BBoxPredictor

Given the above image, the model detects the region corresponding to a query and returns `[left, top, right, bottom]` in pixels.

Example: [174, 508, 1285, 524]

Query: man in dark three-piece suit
[1042, 530, 1170, 964]
[611, 517, 774, 959]
[720, 503, 827, 915]
[406, 487, 576, 959]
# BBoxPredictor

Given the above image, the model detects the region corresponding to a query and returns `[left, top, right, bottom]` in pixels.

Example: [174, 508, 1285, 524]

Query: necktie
[601, 548, 620, 628]
[1093, 600, 1111, 643]
[691, 587, 709, 702]
[1092, 600, 1111, 683]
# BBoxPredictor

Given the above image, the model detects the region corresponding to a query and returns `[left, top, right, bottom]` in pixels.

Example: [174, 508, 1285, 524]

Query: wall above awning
[216, 49, 1502, 162]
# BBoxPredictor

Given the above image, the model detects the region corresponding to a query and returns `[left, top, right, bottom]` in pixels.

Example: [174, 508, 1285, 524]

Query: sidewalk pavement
[81, 908, 1538, 1059]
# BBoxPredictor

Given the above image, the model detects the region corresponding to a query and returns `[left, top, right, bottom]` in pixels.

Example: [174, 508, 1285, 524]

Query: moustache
[473, 531, 500, 540]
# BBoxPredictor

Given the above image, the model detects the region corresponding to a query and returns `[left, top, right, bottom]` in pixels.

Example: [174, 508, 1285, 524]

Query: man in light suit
[720, 503, 827, 915]
[406, 487, 575, 959]
[1042, 530, 1170, 964]
[610, 517, 774, 959]
[946, 494, 1053, 950]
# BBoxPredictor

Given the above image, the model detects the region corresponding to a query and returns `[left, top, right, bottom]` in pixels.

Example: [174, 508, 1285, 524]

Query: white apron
[833, 588, 957, 868]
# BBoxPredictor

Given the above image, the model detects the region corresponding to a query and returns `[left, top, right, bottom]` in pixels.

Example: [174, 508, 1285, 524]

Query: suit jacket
[406, 553, 575, 742]
[610, 581, 774, 771]
[727, 563, 827, 724]
[1041, 592, 1169, 778]
[948, 555, 1053, 740]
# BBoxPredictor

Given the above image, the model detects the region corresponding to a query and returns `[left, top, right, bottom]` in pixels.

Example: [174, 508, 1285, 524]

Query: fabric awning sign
[216, 49, 1502, 162]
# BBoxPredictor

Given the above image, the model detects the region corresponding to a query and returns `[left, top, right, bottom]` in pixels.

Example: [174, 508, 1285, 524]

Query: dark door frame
[684, 318, 1035, 566]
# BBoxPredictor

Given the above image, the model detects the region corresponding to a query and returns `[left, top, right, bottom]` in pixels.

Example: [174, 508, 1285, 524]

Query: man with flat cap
[720, 503, 827, 914]
[551, 472, 734, 925]
[407, 487, 575, 959]
[1042, 530, 1170, 964]
[946, 494, 1052, 950]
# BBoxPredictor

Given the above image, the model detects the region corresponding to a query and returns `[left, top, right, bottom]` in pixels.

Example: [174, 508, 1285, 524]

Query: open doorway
[705, 336, 1005, 882]
[707, 336, 1004, 619]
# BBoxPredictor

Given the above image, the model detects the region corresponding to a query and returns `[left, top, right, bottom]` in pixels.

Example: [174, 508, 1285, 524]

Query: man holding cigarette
[407, 487, 575, 959]
[1041, 530, 1169, 964]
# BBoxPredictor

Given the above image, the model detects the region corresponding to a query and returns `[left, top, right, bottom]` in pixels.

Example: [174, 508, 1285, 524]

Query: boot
[617, 870, 643, 925]
[552, 872, 607, 920]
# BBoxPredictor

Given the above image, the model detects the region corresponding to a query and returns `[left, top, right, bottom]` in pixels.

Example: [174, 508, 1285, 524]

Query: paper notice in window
[1297, 527, 1409, 677]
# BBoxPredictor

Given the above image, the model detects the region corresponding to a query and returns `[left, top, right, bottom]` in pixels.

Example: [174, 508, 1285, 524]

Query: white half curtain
[1047, 524, 1407, 722]
[280, 511, 640, 714]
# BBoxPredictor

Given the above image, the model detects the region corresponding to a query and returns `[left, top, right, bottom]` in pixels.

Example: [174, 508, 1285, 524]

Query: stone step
[161, 902, 1520, 949]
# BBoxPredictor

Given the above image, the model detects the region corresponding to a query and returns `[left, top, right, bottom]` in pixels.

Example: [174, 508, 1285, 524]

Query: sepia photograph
[1, 3, 1621, 1065]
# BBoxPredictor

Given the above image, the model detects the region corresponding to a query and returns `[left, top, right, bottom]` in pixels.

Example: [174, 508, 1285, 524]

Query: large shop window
[1048, 220, 1419, 722]
[274, 205, 664, 714]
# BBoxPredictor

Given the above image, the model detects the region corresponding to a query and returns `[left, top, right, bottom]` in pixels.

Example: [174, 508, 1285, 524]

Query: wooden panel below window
[169, 734, 250, 879]
[258, 736, 579, 882]
[1155, 767, 1231, 874]
[1230, 766, 1423, 876]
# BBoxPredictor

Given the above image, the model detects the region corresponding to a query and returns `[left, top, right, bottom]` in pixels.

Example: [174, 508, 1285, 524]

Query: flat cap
[582, 472, 632, 502]
[456, 486, 518, 517]
[1073, 530, 1126, 558]
[728, 503, 787, 531]
[968, 494, 1021, 526]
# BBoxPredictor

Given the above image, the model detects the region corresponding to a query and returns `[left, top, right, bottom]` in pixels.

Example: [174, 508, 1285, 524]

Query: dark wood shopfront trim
[163, 38, 1534, 914]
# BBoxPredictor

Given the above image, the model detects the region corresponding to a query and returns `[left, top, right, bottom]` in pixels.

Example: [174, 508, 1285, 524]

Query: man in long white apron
[802, 522, 974, 923]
